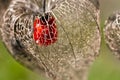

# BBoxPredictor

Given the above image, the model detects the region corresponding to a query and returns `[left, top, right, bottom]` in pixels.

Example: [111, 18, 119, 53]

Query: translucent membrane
[1, 0, 100, 80]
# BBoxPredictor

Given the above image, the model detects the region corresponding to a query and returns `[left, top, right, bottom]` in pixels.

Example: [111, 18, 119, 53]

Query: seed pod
[1, 0, 100, 80]
[104, 11, 120, 59]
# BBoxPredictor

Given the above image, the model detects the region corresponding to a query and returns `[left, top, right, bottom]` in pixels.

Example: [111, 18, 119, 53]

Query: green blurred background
[0, 0, 120, 80]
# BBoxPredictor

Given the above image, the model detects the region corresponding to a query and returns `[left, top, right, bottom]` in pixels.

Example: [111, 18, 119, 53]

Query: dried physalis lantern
[104, 11, 120, 59]
[1, 0, 101, 80]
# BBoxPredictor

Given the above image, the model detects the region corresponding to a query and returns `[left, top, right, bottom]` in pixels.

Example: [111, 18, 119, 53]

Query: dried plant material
[104, 11, 120, 59]
[1, 0, 100, 80]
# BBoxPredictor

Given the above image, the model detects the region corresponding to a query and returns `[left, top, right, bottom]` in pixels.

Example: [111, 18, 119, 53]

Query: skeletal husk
[104, 11, 120, 59]
[1, 0, 100, 80]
